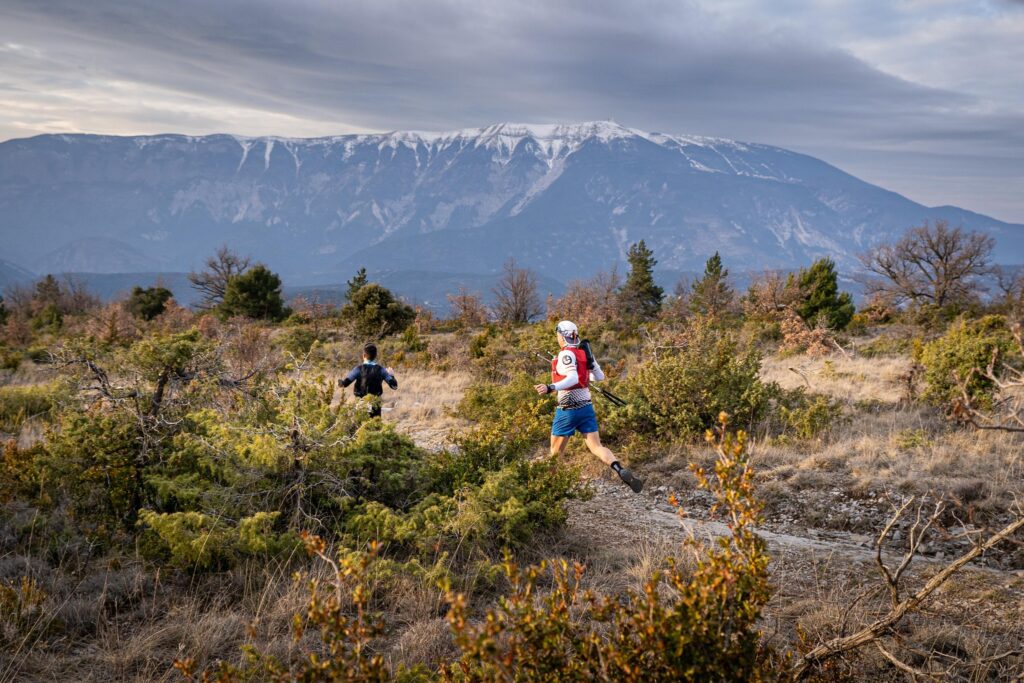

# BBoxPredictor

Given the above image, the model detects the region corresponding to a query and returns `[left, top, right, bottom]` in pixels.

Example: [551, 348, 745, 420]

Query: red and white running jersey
[551, 347, 604, 409]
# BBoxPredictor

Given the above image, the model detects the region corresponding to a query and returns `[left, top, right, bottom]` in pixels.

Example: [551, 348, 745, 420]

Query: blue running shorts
[551, 403, 599, 436]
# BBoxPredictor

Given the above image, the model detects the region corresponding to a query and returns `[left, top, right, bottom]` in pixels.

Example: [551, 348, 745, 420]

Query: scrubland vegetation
[1, 223, 1023, 681]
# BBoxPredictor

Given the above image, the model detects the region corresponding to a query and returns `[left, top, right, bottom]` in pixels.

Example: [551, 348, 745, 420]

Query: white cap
[556, 320, 580, 345]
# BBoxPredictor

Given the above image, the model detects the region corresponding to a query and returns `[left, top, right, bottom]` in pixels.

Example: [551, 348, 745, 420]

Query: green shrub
[441, 420, 777, 681]
[857, 333, 913, 358]
[438, 458, 584, 551]
[343, 283, 416, 338]
[795, 258, 854, 330]
[25, 346, 50, 363]
[915, 315, 1015, 409]
[778, 392, 845, 441]
[313, 420, 427, 511]
[468, 326, 494, 359]
[444, 373, 553, 480]
[347, 456, 585, 561]
[126, 285, 173, 320]
[139, 510, 295, 570]
[1, 440, 45, 503]
[609, 319, 774, 440]
[0, 348, 21, 371]
[401, 324, 428, 353]
[44, 408, 141, 535]
[31, 303, 62, 331]
[221, 264, 287, 321]
[278, 325, 319, 356]
[893, 428, 930, 450]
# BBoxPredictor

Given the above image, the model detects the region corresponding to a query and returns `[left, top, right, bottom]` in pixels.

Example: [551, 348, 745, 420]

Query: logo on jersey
[560, 352, 575, 366]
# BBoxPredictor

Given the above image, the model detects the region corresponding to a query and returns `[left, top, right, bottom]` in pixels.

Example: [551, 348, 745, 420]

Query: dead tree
[188, 245, 251, 310]
[447, 287, 489, 327]
[492, 258, 542, 324]
[859, 220, 993, 309]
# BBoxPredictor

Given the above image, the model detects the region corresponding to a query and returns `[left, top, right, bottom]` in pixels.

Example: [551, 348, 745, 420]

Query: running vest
[551, 347, 590, 389]
[354, 364, 386, 397]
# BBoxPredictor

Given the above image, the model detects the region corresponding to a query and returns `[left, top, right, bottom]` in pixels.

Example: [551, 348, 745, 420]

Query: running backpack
[354, 364, 386, 397]
[551, 348, 590, 390]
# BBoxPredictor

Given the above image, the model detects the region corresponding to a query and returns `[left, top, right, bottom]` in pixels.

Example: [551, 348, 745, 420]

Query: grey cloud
[1, 0, 1022, 219]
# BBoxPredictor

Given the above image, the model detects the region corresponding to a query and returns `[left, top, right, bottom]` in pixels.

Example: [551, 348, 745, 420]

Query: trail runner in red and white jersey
[534, 320, 642, 493]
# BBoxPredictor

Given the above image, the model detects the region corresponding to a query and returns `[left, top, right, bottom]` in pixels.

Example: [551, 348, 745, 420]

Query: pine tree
[0, 294, 7, 325]
[343, 283, 416, 337]
[34, 274, 62, 308]
[127, 286, 173, 321]
[221, 265, 287, 320]
[690, 252, 734, 318]
[346, 267, 369, 302]
[796, 258, 855, 329]
[620, 240, 663, 320]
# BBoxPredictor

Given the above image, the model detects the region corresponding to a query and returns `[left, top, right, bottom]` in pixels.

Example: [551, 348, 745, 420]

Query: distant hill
[2, 122, 1021, 288]
[61, 272, 197, 306]
[0, 259, 34, 291]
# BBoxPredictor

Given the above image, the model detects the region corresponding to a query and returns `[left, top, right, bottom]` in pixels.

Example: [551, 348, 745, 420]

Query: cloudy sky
[2, 0, 1022, 222]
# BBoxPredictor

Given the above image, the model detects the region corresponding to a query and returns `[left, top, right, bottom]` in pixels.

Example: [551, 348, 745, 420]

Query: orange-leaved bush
[441, 413, 778, 682]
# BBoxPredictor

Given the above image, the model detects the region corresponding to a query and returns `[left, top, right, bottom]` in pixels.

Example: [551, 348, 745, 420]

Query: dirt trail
[568, 478, 1018, 576]
[390, 391, 1018, 576]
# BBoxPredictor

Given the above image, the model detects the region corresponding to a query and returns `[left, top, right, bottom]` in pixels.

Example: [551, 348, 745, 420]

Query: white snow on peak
[347, 121, 764, 172]
[355, 121, 659, 167]
[162, 123, 778, 181]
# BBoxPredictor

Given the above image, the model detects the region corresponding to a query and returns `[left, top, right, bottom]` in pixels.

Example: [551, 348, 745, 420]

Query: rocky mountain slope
[1, 122, 1021, 285]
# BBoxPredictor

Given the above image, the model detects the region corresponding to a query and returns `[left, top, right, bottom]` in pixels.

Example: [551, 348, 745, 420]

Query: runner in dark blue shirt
[339, 343, 397, 418]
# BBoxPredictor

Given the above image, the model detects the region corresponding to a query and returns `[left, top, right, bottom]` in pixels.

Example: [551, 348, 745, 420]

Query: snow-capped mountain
[0, 121, 1021, 285]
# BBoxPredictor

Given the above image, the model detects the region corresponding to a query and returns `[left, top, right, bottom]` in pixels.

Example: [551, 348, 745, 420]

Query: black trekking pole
[594, 386, 628, 407]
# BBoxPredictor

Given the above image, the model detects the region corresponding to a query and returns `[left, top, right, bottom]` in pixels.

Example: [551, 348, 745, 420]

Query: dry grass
[3, 544, 454, 682]
[0, 556, 317, 682]
[6, 336, 1023, 680]
[379, 369, 472, 449]
[755, 351, 1024, 543]
[761, 353, 912, 404]
[758, 405, 1023, 492]
[0, 362, 57, 389]
[764, 550, 1024, 681]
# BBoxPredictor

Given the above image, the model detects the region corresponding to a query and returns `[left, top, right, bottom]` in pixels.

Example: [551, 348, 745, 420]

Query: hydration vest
[551, 347, 590, 390]
[354, 363, 386, 397]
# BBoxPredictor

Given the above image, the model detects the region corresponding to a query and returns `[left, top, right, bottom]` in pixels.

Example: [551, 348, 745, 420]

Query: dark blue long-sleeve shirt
[339, 361, 397, 396]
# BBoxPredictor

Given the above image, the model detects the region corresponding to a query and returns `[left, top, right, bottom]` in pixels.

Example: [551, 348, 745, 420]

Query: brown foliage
[447, 288, 489, 328]
[744, 271, 803, 321]
[546, 268, 622, 327]
[779, 309, 833, 357]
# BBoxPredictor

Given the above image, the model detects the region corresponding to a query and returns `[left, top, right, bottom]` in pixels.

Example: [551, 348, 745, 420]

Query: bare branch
[859, 221, 993, 309]
[188, 245, 251, 310]
[874, 641, 942, 681]
[492, 258, 542, 324]
[794, 513, 1024, 679]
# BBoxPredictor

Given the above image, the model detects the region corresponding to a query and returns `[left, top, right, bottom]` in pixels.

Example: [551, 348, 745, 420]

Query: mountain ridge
[1, 122, 1021, 285]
